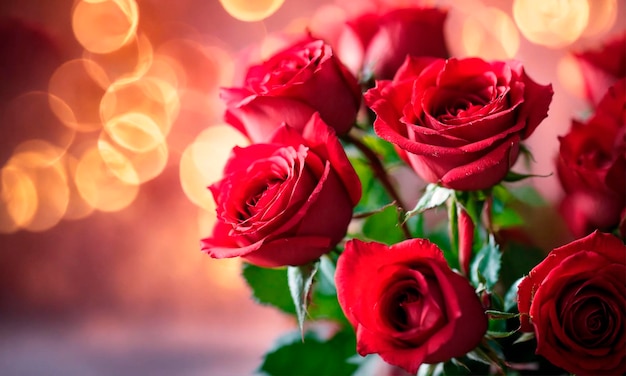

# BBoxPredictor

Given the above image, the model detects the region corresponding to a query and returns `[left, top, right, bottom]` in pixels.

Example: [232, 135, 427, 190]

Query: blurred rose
[365, 56, 553, 191]
[557, 78, 626, 238]
[202, 114, 361, 267]
[336, 238, 487, 374]
[221, 36, 361, 143]
[337, 6, 449, 80]
[575, 32, 626, 105]
[517, 231, 626, 376]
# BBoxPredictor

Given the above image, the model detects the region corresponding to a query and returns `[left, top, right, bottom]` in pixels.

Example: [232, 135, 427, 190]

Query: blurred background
[0, 0, 623, 374]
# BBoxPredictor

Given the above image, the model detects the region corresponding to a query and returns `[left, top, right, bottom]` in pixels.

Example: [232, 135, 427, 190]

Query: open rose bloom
[518, 231, 626, 375]
[336, 239, 487, 374]
[365, 56, 553, 191]
[202, 114, 361, 267]
[221, 37, 362, 143]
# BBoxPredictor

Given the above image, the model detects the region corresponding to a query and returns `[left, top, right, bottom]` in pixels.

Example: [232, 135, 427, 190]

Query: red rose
[517, 231, 626, 375]
[557, 79, 626, 238]
[575, 32, 626, 105]
[201, 114, 361, 267]
[338, 7, 449, 80]
[221, 36, 361, 143]
[364, 57, 553, 191]
[335, 238, 487, 374]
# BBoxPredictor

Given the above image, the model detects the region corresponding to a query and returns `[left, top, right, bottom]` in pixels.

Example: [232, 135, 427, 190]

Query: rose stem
[342, 133, 412, 239]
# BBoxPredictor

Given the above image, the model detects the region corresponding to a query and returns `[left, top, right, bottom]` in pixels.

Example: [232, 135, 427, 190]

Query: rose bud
[338, 6, 449, 80]
[365, 56, 553, 191]
[221, 36, 361, 143]
[457, 206, 474, 276]
[557, 78, 626, 238]
[517, 231, 626, 376]
[201, 113, 361, 267]
[336, 238, 487, 374]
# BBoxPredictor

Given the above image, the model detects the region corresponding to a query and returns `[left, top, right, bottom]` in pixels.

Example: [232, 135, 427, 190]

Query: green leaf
[504, 170, 552, 182]
[492, 205, 525, 230]
[454, 191, 486, 226]
[485, 310, 520, 320]
[504, 277, 523, 312]
[470, 235, 501, 290]
[307, 255, 349, 325]
[405, 183, 453, 221]
[316, 255, 336, 295]
[417, 362, 445, 376]
[259, 330, 358, 376]
[513, 331, 535, 344]
[362, 204, 405, 244]
[361, 133, 401, 164]
[500, 242, 546, 290]
[509, 185, 547, 207]
[351, 157, 391, 213]
[242, 263, 295, 315]
[487, 329, 520, 338]
[465, 349, 493, 366]
[288, 262, 319, 336]
[353, 201, 396, 219]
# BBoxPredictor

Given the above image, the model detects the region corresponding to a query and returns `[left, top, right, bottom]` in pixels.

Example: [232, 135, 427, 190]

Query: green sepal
[288, 262, 319, 336]
[470, 234, 501, 290]
[405, 183, 454, 221]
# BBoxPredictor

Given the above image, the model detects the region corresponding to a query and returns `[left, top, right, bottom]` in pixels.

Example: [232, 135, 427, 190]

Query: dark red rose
[364, 56, 553, 191]
[517, 231, 626, 376]
[557, 78, 626, 238]
[575, 32, 626, 105]
[338, 7, 449, 80]
[336, 238, 487, 374]
[201, 114, 361, 267]
[221, 36, 361, 143]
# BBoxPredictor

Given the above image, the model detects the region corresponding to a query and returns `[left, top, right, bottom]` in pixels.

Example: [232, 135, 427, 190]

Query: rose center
[562, 290, 618, 348]
[243, 179, 282, 217]
[394, 288, 422, 330]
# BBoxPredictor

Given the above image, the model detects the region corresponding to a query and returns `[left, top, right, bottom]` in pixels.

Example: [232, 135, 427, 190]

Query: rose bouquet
[202, 2, 625, 375]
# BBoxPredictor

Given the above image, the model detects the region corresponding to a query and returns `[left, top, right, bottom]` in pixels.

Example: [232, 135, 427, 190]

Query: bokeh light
[48, 59, 109, 133]
[0, 92, 76, 166]
[156, 38, 234, 94]
[97, 129, 169, 185]
[82, 32, 154, 83]
[460, 7, 519, 59]
[72, 0, 139, 54]
[4, 141, 70, 232]
[62, 152, 96, 221]
[582, 0, 617, 38]
[513, 0, 590, 48]
[104, 112, 165, 153]
[100, 76, 180, 140]
[74, 146, 139, 212]
[557, 53, 586, 98]
[218, 0, 286, 22]
[0, 163, 38, 234]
